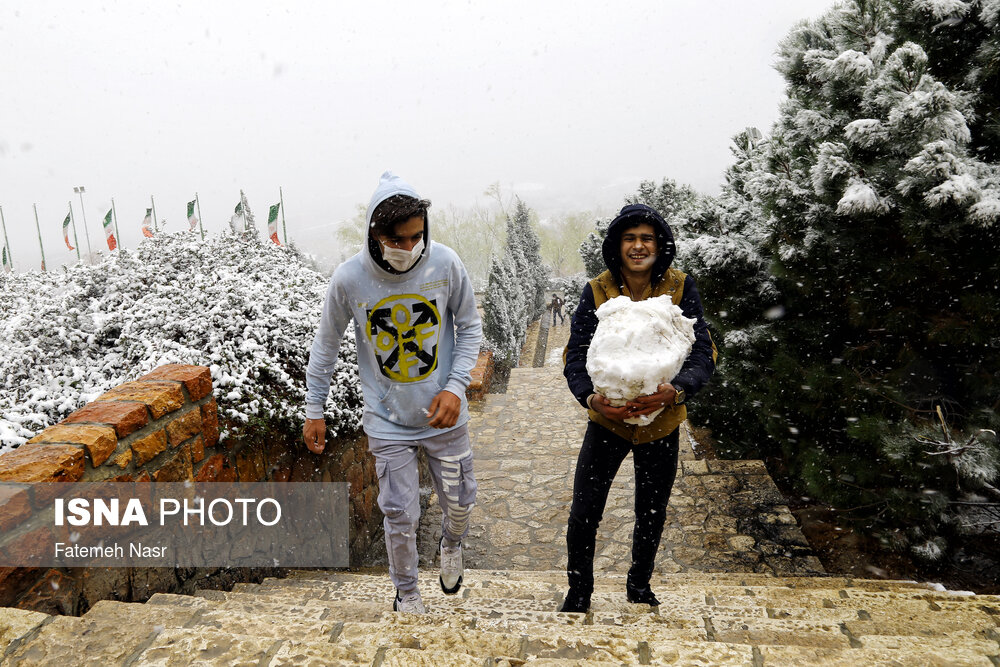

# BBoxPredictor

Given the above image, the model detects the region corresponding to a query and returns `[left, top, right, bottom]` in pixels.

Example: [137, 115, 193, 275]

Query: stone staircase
[3, 322, 1000, 664]
[3, 568, 999, 665]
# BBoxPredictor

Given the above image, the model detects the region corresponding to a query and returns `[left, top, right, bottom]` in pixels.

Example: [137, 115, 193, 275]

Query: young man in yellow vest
[561, 203, 716, 612]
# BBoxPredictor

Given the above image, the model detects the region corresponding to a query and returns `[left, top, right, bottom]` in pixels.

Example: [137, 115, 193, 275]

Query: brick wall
[466, 349, 495, 401]
[0, 364, 380, 615]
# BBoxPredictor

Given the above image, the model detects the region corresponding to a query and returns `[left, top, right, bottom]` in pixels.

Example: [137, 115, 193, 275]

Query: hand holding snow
[586, 295, 696, 425]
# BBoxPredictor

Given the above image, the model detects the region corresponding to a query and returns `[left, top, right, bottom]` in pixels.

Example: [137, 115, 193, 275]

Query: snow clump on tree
[586, 295, 694, 425]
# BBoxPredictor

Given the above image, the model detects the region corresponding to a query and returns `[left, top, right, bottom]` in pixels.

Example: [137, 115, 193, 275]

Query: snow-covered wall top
[0, 232, 362, 454]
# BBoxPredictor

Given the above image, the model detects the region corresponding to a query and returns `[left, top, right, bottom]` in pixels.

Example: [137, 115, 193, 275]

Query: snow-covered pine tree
[699, 0, 1000, 559]
[673, 129, 779, 454]
[579, 217, 611, 279]
[482, 250, 526, 367]
[624, 178, 700, 237]
[510, 198, 549, 322]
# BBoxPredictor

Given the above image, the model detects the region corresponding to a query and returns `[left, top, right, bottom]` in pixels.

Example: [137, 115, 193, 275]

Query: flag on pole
[62, 213, 75, 250]
[229, 202, 243, 233]
[2, 245, 10, 273]
[103, 209, 118, 251]
[142, 208, 154, 238]
[267, 203, 281, 245]
[187, 200, 199, 231]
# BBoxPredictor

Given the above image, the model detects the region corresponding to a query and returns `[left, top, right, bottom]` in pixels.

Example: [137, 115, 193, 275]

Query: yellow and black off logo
[366, 295, 441, 382]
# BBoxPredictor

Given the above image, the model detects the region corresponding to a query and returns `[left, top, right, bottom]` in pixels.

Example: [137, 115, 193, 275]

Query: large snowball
[586, 295, 696, 425]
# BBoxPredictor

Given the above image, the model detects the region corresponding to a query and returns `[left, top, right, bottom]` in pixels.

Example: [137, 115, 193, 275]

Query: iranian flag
[141, 208, 154, 238]
[103, 209, 117, 251]
[187, 200, 198, 231]
[2, 245, 10, 273]
[62, 212, 74, 250]
[267, 203, 281, 245]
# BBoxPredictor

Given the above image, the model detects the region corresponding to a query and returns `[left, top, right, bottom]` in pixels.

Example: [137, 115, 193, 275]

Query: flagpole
[240, 189, 248, 232]
[33, 204, 47, 271]
[73, 187, 94, 264]
[196, 192, 205, 240]
[69, 201, 81, 263]
[279, 186, 288, 245]
[0, 205, 12, 268]
[150, 195, 159, 233]
[111, 198, 123, 250]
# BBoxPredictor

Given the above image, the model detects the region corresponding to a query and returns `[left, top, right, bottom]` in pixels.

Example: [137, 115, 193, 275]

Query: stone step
[284, 567, 943, 592]
[0, 607, 49, 654]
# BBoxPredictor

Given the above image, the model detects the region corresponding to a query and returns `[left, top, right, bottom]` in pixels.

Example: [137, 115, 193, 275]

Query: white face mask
[380, 238, 425, 272]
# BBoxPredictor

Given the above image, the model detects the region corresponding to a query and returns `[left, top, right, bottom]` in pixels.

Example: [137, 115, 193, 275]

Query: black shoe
[558, 590, 591, 613]
[626, 584, 660, 606]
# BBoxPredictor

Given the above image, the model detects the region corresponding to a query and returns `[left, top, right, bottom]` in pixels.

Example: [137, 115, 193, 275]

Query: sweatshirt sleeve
[443, 254, 483, 398]
[671, 275, 716, 398]
[563, 282, 598, 409]
[305, 272, 354, 419]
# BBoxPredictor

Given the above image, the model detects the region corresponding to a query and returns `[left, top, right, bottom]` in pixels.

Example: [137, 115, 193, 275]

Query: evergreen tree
[482, 250, 526, 367]
[624, 177, 701, 235]
[510, 198, 549, 322]
[579, 217, 611, 279]
[693, 0, 1000, 559]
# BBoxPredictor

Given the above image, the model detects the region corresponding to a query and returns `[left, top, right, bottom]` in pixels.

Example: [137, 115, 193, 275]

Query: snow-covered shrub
[0, 232, 362, 453]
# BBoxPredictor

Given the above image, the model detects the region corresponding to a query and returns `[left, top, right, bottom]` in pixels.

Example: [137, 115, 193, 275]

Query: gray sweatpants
[368, 424, 478, 593]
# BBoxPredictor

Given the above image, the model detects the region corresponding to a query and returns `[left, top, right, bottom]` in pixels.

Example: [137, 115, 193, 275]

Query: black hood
[601, 204, 676, 286]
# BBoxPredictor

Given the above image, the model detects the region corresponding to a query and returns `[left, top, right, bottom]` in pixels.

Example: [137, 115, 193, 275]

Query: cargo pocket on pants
[457, 455, 478, 506]
[375, 459, 403, 518]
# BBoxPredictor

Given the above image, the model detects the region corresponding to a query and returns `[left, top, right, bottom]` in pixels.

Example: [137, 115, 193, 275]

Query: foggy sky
[1, 1, 834, 271]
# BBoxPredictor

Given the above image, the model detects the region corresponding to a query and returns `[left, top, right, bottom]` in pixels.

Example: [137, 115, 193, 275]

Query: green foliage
[682, 0, 1000, 559]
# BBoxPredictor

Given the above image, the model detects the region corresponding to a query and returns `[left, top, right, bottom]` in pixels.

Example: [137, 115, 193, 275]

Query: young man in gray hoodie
[303, 172, 483, 613]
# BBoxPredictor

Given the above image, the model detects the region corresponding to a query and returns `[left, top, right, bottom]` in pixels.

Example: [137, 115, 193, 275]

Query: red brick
[65, 401, 148, 438]
[0, 445, 85, 483]
[28, 424, 118, 467]
[216, 460, 237, 482]
[131, 430, 168, 467]
[152, 444, 192, 482]
[15, 568, 79, 615]
[0, 567, 40, 607]
[194, 454, 225, 482]
[190, 435, 205, 463]
[97, 381, 184, 419]
[2, 525, 56, 568]
[139, 364, 213, 400]
[200, 399, 219, 448]
[346, 465, 364, 500]
[165, 409, 202, 447]
[0, 484, 32, 532]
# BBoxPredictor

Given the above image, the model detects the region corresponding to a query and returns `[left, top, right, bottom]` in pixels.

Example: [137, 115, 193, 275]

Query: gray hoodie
[305, 172, 483, 439]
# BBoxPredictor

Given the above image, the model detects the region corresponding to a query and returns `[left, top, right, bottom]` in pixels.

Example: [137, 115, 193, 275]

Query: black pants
[566, 421, 680, 596]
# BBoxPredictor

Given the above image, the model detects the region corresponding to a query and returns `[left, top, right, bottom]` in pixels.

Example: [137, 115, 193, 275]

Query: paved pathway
[412, 319, 825, 578]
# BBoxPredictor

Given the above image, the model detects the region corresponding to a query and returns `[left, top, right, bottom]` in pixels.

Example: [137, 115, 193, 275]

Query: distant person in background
[560, 204, 716, 613]
[304, 171, 483, 614]
[550, 293, 565, 326]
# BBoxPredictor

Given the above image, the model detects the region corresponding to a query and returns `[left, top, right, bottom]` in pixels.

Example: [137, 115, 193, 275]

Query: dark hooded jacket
[563, 204, 716, 444]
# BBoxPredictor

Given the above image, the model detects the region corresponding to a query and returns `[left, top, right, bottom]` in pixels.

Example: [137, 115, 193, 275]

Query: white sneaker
[393, 589, 426, 613]
[439, 538, 464, 594]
